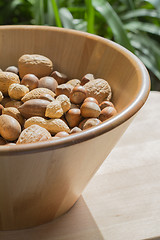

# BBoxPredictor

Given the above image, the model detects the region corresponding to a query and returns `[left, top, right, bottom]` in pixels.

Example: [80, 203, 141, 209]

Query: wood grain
[0, 91, 159, 239]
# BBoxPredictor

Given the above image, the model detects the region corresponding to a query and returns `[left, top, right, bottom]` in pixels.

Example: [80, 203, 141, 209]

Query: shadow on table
[0, 196, 104, 240]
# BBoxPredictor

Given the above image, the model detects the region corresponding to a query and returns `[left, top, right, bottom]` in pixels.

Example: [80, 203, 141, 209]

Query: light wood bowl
[0, 26, 150, 230]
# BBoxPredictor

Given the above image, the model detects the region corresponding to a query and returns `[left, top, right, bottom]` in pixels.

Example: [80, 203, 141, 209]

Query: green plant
[0, 0, 160, 90]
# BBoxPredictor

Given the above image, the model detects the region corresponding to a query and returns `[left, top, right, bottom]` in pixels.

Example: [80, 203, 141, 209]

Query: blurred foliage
[0, 0, 160, 90]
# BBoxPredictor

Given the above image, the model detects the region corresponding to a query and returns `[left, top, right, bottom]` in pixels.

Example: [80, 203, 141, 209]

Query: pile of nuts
[0, 54, 117, 146]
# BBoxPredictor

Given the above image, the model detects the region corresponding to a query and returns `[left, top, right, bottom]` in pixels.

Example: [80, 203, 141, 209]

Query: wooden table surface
[1, 91, 160, 240]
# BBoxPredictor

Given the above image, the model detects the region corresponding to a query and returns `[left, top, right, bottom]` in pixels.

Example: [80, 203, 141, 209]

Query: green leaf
[144, 0, 160, 11]
[59, 8, 75, 29]
[122, 9, 160, 20]
[51, 0, 62, 27]
[92, 0, 135, 52]
[125, 21, 160, 36]
[85, 0, 95, 33]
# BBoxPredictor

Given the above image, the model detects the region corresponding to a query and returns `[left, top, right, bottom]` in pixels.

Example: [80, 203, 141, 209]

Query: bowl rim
[0, 25, 150, 155]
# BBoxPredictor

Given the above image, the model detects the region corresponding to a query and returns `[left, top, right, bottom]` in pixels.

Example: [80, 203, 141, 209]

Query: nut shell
[45, 100, 63, 118]
[83, 118, 102, 130]
[17, 124, 51, 144]
[0, 71, 20, 95]
[21, 74, 39, 90]
[2, 107, 25, 126]
[84, 78, 112, 103]
[25, 117, 70, 134]
[0, 114, 21, 141]
[21, 88, 55, 102]
[8, 83, 29, 100]
[51, 71, 68, 85]
[38, 76, 58, 92]
[80, 102, 101, 118]
[18, 54, 53, 78]
[18, 99, 50, 119]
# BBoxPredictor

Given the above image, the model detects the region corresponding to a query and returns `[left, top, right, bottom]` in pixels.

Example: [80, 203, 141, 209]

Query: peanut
[56, 94, 71, 113]
[0, 71, 20, 95]
[45, 100, 63, 118]
[21, 88, 55, 102]
[0, 91, 4, 102]
[24, 117, 70, 134]
[8, 83, 29, 100]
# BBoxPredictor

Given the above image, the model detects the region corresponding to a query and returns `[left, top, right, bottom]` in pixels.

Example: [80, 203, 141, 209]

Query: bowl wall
[0, 26, 150, 230]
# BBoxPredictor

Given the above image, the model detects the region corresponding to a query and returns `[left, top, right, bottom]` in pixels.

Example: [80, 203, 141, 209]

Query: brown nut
[65, 108, 82, 128]
[2, 107, 25, 126]
[70, 127, 82, 134]
[0, 137, 7, 145]
[56, 94, 71, 113]
[17, 124, 51, 144]
[0, 104, 3, 115]
[18, 99, 50, 119]
[84, 78, 112, 103]
[55, 84, 73, 98]
[51, 71, 68, 85]
[99, 107, 117, 121]
[55, 131, 69, 138]
[38, 76, 58, 92]
[0, 114, 21, 141]
[8, 83, 29, 100]
[81, 73, 94, 86]
[21, 74, 39, 90]
[78, 119, 88, 130]
[84, 97, 98, 105]
[70, 86, 87, 104]
[66, 79, 81, 87]
[80, 102, 101, 118]
[18, 54, 53, 78]
[83, 118, 102, 130]
[45, 100, 63, 119]
[21, 88, 55, 102]
[5, 66, 19, 75]
[38, 93, 55, 102]
[5, 100, 23, 109]
[99, 101, 114, 110]
[0, 91, 4, 102]
[0, 71, 20, 95]
[24, 117, 70, 135]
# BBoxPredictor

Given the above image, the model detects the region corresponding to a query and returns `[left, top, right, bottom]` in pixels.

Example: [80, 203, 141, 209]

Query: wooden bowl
[0, 26, 150, 230]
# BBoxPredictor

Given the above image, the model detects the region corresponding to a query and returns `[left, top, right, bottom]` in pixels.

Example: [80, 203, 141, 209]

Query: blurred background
[0, 0, 160, 91]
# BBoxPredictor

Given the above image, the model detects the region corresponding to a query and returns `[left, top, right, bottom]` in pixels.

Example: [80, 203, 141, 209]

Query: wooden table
[1, 91, 160, 240]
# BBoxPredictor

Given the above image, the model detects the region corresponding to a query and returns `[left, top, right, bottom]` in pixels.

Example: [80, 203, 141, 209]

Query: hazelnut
[70, 86, 87, 104]
[70, 127, 82, 134]
[83, 118, 102, 130]
[55, 83, 73, 97]
[5, 66, 19, 75]
[51, 71, 68, 85]
[21, 74, 39, 90]
[99, 101, 114, 110]
[55, 131, 69, 138]
[81, 73, 94, 86]
[80, 102, 101, 118]
[99, 107, 117, 121]
[38, 76, 58, 92]
[78, 119, 88, 130]
[65, 108, 82, 128]
[84, 97, 98, 105]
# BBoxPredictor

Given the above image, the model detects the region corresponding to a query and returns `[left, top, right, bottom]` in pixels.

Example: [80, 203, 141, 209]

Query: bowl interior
[0, 26, 150, 151]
